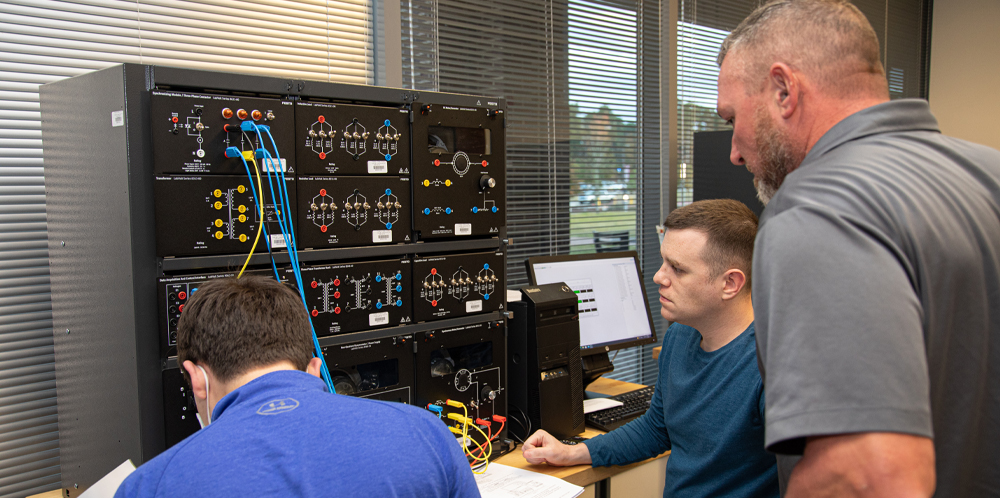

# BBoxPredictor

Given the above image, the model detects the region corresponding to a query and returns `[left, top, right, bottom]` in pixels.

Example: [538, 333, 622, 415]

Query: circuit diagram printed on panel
[299, 260, 413, 336]
[306, 187, 402, 234]
[420, 263, 499, 312]
[296, 102, 410, 176]
[152, 91, 294, 175]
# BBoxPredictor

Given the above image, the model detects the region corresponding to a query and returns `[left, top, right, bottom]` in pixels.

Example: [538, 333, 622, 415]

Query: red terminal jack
[224, 123, 241, 133]
[333, 278, 341, 286]
[310, 281, 318, 289]
[178, 304, 185, 313]
[177, 291, 187, 300]
[320, 225, 327, 233]
[311, 310, 319, 317]
[334, 307, 342, 314]
[171, 116, 178, 123]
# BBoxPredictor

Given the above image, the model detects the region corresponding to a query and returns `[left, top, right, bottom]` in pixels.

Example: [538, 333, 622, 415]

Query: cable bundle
[233, 122, 335, 393]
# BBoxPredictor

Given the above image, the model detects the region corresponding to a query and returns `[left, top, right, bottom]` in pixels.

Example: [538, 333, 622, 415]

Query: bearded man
[716, 1, 1000, 497]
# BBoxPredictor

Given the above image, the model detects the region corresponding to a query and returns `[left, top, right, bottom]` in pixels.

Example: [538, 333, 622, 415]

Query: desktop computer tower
[507, 283, 585, 440]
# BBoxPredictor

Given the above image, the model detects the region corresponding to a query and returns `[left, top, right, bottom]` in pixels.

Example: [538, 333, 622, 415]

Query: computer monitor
[526, 251, 658, 389]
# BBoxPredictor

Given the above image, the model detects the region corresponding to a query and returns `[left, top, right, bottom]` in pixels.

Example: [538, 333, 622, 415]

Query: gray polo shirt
[753, 99, 1000, 497]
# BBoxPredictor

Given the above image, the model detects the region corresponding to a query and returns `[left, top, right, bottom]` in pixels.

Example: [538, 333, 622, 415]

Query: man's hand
[787, 432, 935, 498]
[521, 430, 592, 466]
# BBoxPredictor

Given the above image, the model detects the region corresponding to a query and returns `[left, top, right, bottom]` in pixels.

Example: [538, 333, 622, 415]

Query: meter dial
[454, 369, 473, 392]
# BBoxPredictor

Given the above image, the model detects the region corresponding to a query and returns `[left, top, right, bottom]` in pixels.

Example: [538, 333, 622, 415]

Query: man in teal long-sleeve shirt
[522, 199, 778, 497]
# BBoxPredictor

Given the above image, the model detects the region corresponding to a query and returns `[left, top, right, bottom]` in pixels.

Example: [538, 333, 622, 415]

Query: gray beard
[750, 109, 800, 205]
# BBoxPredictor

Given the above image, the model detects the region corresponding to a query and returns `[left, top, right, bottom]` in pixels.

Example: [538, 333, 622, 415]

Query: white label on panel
[270, 234, 287, 249]
[368, 161, 388, 174]
[112, 110, 124, 127]
[372, 230, 392, 243]
[455, 223, 472, 235]
[369, 312, 389, 326]
[466, 300, 483, 313]
[262, 158, 287, 173]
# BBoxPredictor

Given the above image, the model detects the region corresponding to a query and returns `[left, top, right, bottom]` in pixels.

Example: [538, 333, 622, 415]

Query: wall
[928, 0, 1000, 150]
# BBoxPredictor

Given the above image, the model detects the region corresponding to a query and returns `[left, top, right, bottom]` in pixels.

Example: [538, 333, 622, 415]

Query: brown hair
[664, 199, 758, 288]
[176, 275, 314, 383]
[718, 0, 888, 99]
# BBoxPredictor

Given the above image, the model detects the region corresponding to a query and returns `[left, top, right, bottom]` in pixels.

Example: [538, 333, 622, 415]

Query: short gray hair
[718, 0, 887, 97]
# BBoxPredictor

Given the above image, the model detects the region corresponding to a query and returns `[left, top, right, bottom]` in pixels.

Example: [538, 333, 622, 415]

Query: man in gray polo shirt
[715, 0, 1000, 496]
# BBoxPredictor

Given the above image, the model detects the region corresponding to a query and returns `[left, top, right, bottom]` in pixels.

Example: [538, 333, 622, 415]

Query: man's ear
[305, 357, 323, 379]
[182, 360, 208, 401]
[720, 269, 748, 300]
[768, 62, 799, 119]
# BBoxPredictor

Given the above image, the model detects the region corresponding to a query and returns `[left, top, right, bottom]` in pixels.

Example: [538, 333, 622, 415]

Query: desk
[30, 378, 668, 498]
[493, 377, 668, 498]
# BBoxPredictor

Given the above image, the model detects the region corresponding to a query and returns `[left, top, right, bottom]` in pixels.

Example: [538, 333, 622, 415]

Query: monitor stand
[581, 352, 615, 399]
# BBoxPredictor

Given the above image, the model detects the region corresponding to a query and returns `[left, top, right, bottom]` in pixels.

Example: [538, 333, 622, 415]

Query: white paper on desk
[474, 463, 584, 498]
[584, 397, 623, 414]
[79, 460, 135, 498]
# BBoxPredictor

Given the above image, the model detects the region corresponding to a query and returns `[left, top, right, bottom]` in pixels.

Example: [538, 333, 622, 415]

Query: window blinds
[402, 0, 663, 385]
[675, 0, 931, 207]
[0, 2, 372, 496]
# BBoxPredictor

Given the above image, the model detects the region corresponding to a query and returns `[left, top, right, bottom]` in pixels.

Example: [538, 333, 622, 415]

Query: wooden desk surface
[492, 377, 668, 488]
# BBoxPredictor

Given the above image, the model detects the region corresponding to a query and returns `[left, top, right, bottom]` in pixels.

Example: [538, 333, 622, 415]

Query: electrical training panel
[41, 64, 511, 494]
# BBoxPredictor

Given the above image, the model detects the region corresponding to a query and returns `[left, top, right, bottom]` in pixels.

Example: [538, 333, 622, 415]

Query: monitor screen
[527, 251, 657, 356]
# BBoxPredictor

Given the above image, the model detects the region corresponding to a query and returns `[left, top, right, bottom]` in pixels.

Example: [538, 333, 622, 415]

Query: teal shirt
[584, 323, 778, 497]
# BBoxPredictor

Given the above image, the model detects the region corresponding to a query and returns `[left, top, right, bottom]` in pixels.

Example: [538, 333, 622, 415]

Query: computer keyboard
[585, 386, 655, 432]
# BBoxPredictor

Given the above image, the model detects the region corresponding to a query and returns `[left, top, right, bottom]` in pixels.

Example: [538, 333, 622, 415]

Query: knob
[266, 111, 275, 121]
[320, 202, 328, 211]
[352, 132, 361, 139]
[330, 203, 338, 210]
[362, 202, 370, 210]
[376, 133, 383, 140]
[310, 203, 319, 211]
[319, 130, 327, 138]
[309, 130, 318, 137]
[353, 202, 361, 210]
[479, 176, 496, 190]
[195, 122, 206, 131]
[362, 132, 369, 139]
[377, 202, 385, 209]
[344, 202, 353, 210]
[394, 201, 402, 209]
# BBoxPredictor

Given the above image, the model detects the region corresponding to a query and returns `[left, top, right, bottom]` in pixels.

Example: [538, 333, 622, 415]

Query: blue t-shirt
[584, 323, 778, 497]
[116, 370, 480, 498]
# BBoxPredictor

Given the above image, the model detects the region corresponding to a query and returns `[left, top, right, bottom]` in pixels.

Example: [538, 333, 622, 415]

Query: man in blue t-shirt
[116, 276, 479, 498]
[521, 199, 778, 497]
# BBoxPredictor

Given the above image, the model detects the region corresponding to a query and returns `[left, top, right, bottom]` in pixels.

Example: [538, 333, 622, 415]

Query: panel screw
[60, 241, 65, 246]
[65, 329, 70, 334]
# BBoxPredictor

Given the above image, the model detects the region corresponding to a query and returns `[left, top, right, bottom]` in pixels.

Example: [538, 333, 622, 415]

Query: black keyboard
[585, 386, 655, 432]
